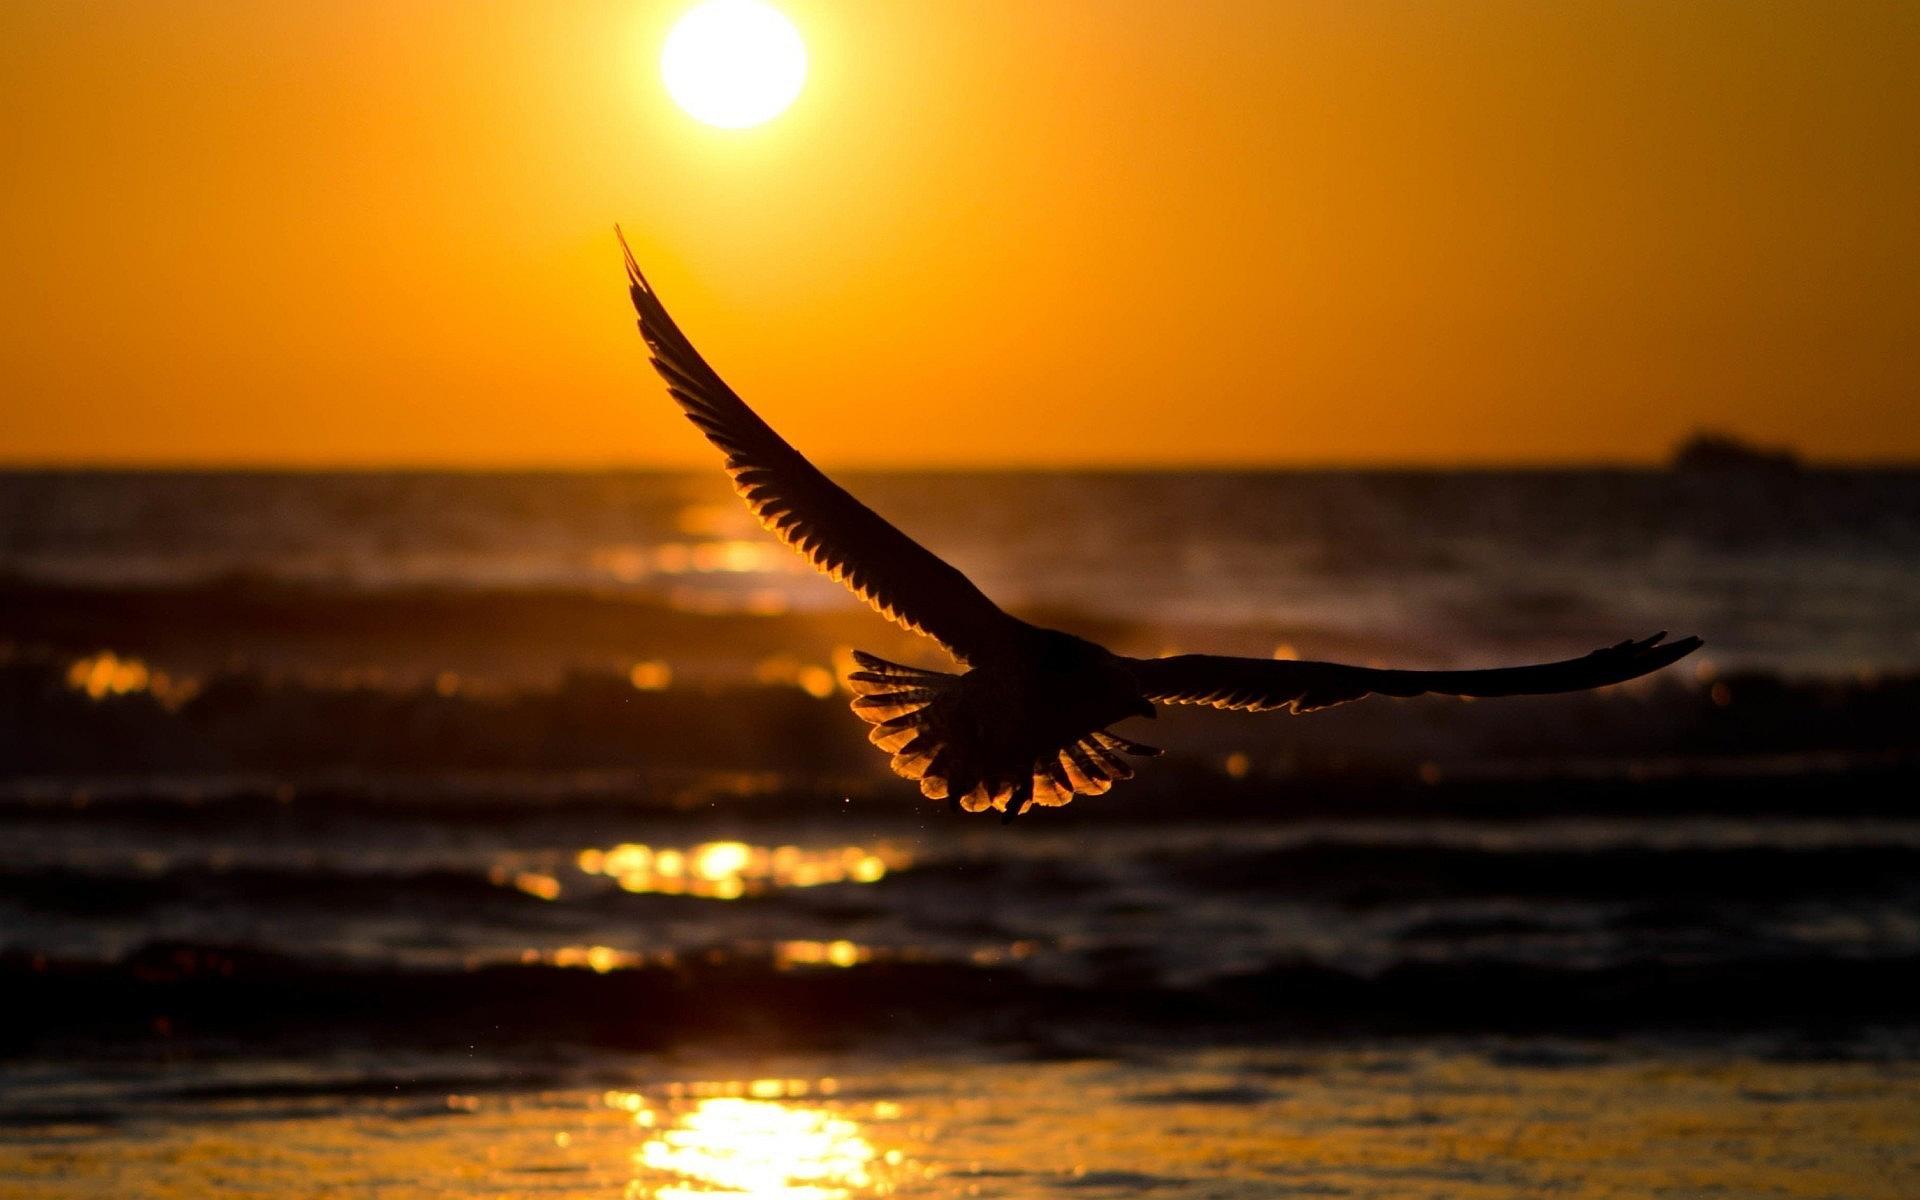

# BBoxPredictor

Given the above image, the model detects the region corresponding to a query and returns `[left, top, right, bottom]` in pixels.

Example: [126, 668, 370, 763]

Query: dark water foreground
[5, 767, 1920, 1197]
[3, 469, 1919, 1195]
[7, 776, 1920, 1051]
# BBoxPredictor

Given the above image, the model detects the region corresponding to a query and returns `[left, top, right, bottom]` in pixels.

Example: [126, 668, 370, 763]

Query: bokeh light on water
[63, 650, 198, 707]
[575, 841, 904, 900]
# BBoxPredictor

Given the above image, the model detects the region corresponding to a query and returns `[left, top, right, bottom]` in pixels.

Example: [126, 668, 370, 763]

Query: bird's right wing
[1128, 632, 1702, 713]
[620, 232, 1026, 665]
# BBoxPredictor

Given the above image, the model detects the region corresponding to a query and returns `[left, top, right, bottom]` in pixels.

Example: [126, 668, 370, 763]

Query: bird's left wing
[1127, 632, 1701, 713]
[620, 233, 1027, 665]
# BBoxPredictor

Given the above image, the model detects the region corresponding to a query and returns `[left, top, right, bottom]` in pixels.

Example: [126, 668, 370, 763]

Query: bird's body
[847, 628, 1160, 814]
[618, 232, 1702, 818]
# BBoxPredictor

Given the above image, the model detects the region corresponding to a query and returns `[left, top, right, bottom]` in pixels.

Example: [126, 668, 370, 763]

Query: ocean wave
[1151, 841, 1920, 905]
[6, 941, 1917, 1056]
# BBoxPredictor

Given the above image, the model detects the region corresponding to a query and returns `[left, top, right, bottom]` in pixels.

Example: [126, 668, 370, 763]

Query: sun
[661, 0, 808, 130]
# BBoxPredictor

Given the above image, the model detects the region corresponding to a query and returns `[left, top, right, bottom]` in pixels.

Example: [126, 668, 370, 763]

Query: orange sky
[3, 0, 1916, 467]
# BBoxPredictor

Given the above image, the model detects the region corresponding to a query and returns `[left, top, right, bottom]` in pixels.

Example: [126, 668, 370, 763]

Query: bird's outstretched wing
[1127, 632, 1702, 713]
[619, 232, 1025, 664]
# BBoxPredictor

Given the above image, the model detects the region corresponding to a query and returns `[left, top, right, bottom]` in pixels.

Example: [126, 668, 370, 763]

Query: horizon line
[3, 455, 1916, 473]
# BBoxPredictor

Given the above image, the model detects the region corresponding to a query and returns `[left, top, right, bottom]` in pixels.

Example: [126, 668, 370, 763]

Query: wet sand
[7, 1046, 1917, 1199]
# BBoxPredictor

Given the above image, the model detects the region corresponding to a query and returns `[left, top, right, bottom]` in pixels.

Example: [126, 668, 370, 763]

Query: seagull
[619, 233, 1702, 820]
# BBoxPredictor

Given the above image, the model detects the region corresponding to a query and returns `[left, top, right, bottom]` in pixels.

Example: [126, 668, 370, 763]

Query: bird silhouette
[619, 233, 1702, 820]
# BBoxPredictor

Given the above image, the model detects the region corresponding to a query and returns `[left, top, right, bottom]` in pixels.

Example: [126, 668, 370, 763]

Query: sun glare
[630, 1095, 893, 1198]
[661, 0, 808, 130]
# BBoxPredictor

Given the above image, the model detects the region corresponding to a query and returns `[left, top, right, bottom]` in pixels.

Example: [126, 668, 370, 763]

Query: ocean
[2, 468, 1917, 1197]
[6, 467, 1920, 674]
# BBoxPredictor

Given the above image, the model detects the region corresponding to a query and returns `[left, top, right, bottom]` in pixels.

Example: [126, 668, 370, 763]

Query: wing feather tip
[614, 225, 651, 293]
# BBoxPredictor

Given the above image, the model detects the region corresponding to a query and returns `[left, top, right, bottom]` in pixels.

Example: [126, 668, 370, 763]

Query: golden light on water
[695, 840, 752, 879]
[605, 1086, 904, 1200]
[522, 941, 880, 974]
[68, 651, 146, 698]
[588, 535, 820, 622]
[591, 539, 791, 582]
[642, 1100, 876, 1198]
[575, 841, 903, 900]
[777, 939, 866, 969]
[538, 945, 632, 973]
[675, 503, 747, 537]
[755, 655, 841, 698]
[629, 660, 673, 691]
[64, 651, 197, 708]
[504, 870, 562, 901]
[665, 586, 795, 617]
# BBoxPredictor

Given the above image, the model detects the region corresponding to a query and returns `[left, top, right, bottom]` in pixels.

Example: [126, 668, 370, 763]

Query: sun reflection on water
[776, 939, 867, 968]
[530, 945, 637, 972]
[606, 1085, 905, 1199]
[591, 538, 793, 582]
[64, 650, 198, 707]
[576, 841, 904, 900]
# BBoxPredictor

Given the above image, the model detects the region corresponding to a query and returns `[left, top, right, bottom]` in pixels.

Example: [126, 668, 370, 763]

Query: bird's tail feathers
[847, 651, 1160, 819]
[847, 651, 956, 723]
[847, 651, 963, 784]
